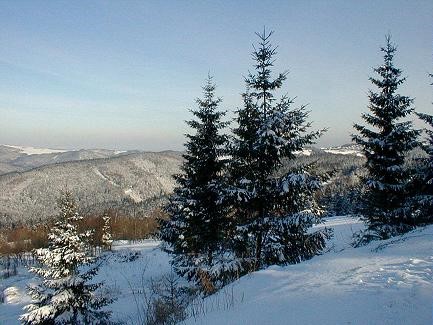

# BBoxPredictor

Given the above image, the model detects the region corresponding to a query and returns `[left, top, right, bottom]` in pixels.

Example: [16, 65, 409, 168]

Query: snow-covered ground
[294, 149, 313, 156]
[0, 240, 172, 324]
[3, 145, 68, 155]
[1, 217, 432, 324]
[184, 217, 433, 325]
[322, 146, 364, 157]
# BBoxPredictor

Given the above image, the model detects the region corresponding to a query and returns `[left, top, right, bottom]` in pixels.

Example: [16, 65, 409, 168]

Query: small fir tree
[159, 76, 230, 292]
[228, 29, 331, 273]
[353, 35, 420, 244]
[21, 192, 113, 325]
[101, 212, 113, 251]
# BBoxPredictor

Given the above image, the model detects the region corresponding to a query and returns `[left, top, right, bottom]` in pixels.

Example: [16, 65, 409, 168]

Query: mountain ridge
[0, 151, 183, 225]
[0, 144, 365, 225]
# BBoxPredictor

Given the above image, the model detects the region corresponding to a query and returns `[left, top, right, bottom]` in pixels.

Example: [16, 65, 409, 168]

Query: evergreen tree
[353, 35, 420, 243]
[21, 192, 113, 325]
[159, 76, 229, 292]
[412, 73, 433, 224]
[101, 212, 113, 251]
[228, 29, 331, 273]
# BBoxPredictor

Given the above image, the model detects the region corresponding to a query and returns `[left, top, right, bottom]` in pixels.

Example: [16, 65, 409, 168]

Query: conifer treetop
[246, 28, 287, 115]
[353, 34, 419, 157]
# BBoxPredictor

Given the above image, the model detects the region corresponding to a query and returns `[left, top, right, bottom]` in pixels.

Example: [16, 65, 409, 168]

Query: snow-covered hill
[0, 145, 367, 225]
[2, 145, 69, 155]
[0, 151, 182, 224]
[184, 217, 433, 325]
[321, 144, 364, 157]
[0, 144, 364, 176]
[1, 217, 432, 324]
[0, 144, 139, 175]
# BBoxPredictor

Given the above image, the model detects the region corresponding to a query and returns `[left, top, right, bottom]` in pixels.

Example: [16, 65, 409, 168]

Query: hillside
[183, 218, 433, 325]
[0, 145, 139, 175]
[0, 144, 368, 225]
[1, 216, 431, 324]
[0, 151, 182, 225]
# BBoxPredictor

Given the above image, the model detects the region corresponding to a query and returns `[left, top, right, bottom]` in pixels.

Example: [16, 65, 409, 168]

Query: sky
[1, 0, 432, 151]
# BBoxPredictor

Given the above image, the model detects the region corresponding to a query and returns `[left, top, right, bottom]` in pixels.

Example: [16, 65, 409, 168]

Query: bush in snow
[145, 273, 191, 325]
[20, 192, 114, 324]
[101, 212, 113, 251]
[353, 35, 421, 244]
[226, 29, 331, 273]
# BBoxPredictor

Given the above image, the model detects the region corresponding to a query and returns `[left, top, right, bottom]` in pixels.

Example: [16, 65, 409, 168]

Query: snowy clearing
[93, 167, 120, 187]
[3, 145, 68, 155]
[1, 217, 432, 324]
[294, 149, 312, 156]
[322, 148, 364, 157]
[183, 217, 433, 325]
[124, 188, 143, 203]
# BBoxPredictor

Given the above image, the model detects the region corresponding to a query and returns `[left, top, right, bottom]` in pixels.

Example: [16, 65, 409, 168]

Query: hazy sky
[1, 0, 432, 151]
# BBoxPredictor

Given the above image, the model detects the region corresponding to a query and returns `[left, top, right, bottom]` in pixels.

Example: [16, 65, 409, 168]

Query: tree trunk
[255, 229, 262, 271]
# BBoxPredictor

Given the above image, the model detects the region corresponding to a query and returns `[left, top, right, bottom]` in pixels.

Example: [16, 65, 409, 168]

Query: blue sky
[1, 0, 432, 150]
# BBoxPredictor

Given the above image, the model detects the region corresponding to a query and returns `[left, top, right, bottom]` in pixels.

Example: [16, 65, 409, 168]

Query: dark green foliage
[228, 29, 331, 272]
[411, 73, 433, 224]
[159, 76, 230, 292]
[353, 36, 421, 243]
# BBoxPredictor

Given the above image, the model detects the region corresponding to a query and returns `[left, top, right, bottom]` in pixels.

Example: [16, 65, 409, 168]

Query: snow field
[1, 218, 432, 324]
[3, 145, 68, 155]
[182, 217, 433, 324]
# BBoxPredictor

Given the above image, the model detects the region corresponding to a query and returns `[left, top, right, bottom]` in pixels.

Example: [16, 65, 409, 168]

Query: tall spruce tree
[21, 192, 113, 324]
[228, 29, 331, 273]
[159, 76, 229, 292]
[353, 35, 420, 243]
[412, 73, 433, 224]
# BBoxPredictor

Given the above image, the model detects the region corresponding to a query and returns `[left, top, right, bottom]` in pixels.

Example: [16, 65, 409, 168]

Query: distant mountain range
[0, 148, 182, 225]
[0, 144, 365, 175]
[0, 145, 140, 175]
[0, 144, 364, 225]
